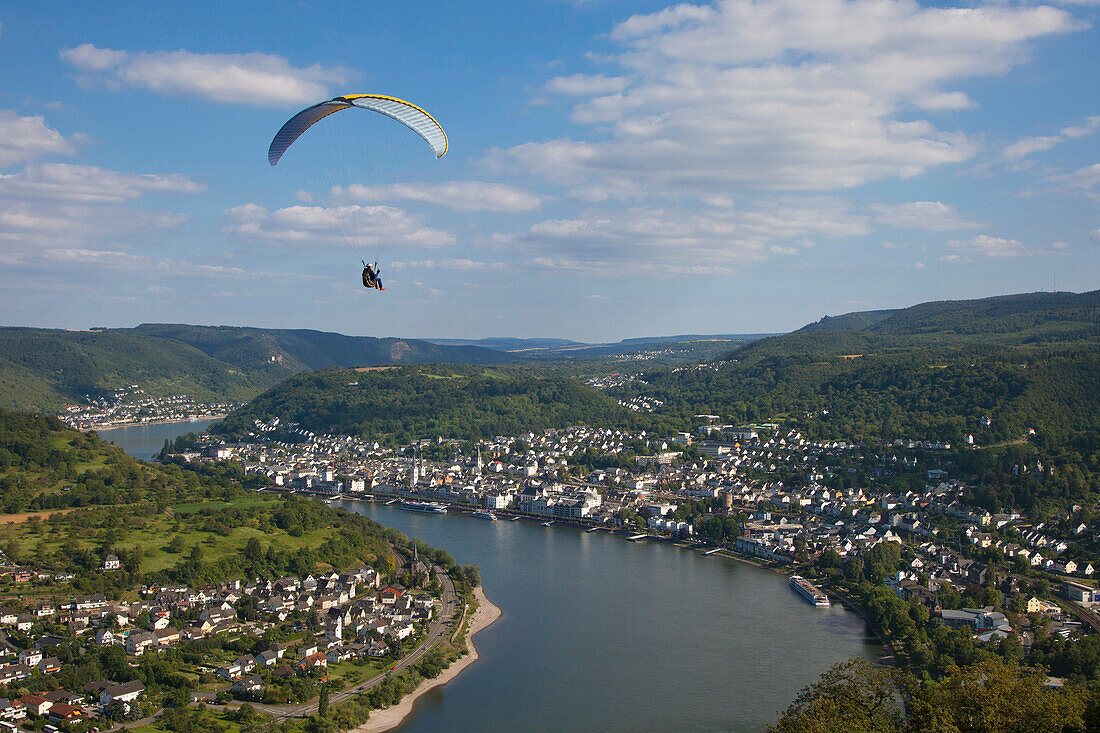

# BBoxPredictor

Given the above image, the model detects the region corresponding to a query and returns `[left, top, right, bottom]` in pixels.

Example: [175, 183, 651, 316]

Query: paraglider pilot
[362, 261, 384, 290]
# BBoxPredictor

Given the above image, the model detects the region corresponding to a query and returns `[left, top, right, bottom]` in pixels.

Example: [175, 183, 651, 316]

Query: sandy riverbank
[353, 585, 501, 733]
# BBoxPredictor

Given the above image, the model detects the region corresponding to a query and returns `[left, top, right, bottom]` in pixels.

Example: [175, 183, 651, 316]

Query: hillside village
[59, 388, 239, 431]
[0, 560, 446, 729]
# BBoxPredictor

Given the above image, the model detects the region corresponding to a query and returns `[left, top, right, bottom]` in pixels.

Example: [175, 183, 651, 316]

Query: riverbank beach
[355, 586, 501, 733]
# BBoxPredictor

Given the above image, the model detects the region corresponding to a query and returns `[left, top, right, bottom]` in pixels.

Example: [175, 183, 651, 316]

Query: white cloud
[221, 203, 455, 248]
[544, 74, 630, 95]
[1003, 115, 1100, 160]
[336, 181, 549, 212]
[62, 44, 128, 72]
[0, 199, 190, 281]
[486, 0, 1079, 196]
[871, 201, 986, 231]
[1051, 163, 1100, 198]
[60, 44, 353, 107]
[0, 109, 83, 167]
[513, 198, 868, 272]
[0, 164, 204, 203]
[1090, 228, 1100, 243]
[390, 259, 509, 271]
[946, 234, 1027, 259]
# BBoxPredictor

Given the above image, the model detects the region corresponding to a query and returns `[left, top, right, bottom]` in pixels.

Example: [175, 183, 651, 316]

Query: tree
[462, 564, 480, 587]
[317, 684, 330, 718]
[905, 658, 1087, 732]
[768, 658, 902, 733]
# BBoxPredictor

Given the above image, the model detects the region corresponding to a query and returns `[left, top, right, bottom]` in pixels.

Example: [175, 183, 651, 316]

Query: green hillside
[213, 365, 633, 444]
[0, 324, 518, 411]
[621, 291, 1100, 441]
[0, 408, 423, 595]
[793, 290, 1100, 344]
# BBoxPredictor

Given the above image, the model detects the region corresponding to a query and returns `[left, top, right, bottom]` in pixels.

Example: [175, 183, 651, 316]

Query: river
[105, 423, 881, 732]
[97, 419, 217, 461]
[337, 501, 882, 733]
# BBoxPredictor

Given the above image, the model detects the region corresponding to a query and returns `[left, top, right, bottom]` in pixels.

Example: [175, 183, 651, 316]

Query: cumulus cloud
[60, 44, 353, 106]
[0, 109, 83, 167]
[946, 235, 1027, 259]
[1003, 115, 1100, 160]
[335, 181, 549, 212]
[512, 198, 868, 273]
[0, 164, 205, 203]
[871, 201, 986, 231]
[484, 0, 1079, 196]
[220, 203, 455, 248]
[0, 196, 190, 264]
[1051, 163, 1100, 198]
[0, 157, 203, 264]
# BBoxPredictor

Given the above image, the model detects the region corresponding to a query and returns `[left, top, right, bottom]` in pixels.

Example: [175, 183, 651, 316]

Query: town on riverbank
[166, 417, 1100, 688]
[58, 386, 239, 432]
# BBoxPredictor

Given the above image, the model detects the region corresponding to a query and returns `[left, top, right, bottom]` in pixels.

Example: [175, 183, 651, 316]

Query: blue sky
[1, 0, 1098, 341]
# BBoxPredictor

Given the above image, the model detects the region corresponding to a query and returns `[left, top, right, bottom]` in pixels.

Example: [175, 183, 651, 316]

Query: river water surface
[339, 501, 881, 733]
[97, 419, 216, 461]
[106, 424, 880, 732]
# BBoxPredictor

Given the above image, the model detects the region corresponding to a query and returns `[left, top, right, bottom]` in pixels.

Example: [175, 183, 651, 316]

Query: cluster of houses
[0, 566, 440, 723]
[0, 679, 146, 728]
[59, 387, 239, 431]
[172, 420, 1099, 646]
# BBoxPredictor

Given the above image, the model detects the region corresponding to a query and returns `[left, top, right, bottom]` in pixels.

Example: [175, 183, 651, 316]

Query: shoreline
[82, 415, 225, 432]
[352, 585, 501, 733]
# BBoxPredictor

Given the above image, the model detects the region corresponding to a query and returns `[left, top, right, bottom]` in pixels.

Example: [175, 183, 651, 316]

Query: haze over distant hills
[424, 333, 775, 354]
[0, 290, 1095, 414]
[0, 324, 516, 411]
[215, 290, 1099, 455]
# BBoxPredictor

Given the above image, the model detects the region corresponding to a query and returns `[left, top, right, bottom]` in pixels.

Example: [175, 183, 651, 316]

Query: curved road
[250, 564, 460, 721]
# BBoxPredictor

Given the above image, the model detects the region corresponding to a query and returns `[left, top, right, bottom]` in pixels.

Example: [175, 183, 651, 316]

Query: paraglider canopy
[268, 94, 448, 166]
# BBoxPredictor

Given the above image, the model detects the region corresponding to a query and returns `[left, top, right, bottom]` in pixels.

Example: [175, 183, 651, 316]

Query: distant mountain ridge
[797, 291, 1099, 340]
[739, 290, 1100, 361]
[424, 333, 775, 353]
[0, 324, 517, 411]
[2, 289, 1096, 413]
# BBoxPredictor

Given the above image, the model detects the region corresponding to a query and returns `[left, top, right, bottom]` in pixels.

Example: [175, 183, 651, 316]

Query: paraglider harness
[361, 261, 384, 291]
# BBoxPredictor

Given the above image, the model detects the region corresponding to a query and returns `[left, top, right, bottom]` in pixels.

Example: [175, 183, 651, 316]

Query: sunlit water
[338, 501, 882, 733]
[96, 419, 216, 461]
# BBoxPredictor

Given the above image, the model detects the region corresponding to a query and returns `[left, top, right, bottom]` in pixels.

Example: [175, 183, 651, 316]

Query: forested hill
[792, 290, 1098, 343]
[0, 324, 518, 411]
[212, 366, 632, 444]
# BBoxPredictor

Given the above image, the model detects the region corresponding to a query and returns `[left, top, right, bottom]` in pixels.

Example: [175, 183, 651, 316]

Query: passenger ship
[472, 510, 498, 520]
[789, 575, 831, 607]
[398, 500, 448, 514]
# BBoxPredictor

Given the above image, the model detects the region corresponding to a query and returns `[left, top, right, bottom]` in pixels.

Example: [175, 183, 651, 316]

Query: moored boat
[398, 500, 448, 514]
[473, 510, 498, 520]
[790, 575, 830, 607]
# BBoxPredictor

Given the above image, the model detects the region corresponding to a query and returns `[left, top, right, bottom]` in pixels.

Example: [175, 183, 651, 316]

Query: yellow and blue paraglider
[269, 94, 447, 166]
[268, 94, 447, 291]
